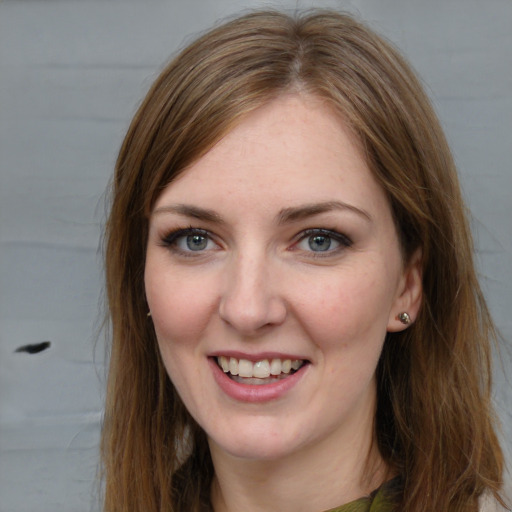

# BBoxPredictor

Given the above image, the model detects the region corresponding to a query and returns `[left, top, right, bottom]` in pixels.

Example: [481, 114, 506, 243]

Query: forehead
[153, 94, 387, 217]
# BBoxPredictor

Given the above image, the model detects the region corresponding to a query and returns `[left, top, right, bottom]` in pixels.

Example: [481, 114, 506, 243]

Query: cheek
[144, 267, 218, 412]
[293, 266, 394, 351]
[145, 265, 218, 345]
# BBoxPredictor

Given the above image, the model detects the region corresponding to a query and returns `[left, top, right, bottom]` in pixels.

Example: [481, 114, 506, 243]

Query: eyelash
[160, 227, 216, 256]
[293, 228, 353, 257]
[159, 227, 353, 257]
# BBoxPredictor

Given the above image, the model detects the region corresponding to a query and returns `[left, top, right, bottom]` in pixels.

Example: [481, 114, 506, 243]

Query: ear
[387, 248, 423, 332]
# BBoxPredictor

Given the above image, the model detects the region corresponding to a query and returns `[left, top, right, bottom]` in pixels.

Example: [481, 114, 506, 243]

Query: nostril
[14, 341, 51, 354]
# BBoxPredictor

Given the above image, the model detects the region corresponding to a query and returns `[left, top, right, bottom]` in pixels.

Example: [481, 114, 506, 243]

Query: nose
[219, 251, 287, 335]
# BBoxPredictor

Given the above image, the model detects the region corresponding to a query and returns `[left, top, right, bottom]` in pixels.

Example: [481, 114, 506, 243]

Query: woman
[101, 10, 508, 512]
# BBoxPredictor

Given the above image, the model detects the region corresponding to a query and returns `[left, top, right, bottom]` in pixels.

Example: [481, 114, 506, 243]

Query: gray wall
[1, 1, 510, 511]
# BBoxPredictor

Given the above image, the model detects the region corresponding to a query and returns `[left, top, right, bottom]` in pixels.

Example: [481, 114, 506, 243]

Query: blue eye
[296, 229, 351, 254]
[307, 234, 335, 252]
[161, 228, 216, 253]
[184, 233, 208, 251]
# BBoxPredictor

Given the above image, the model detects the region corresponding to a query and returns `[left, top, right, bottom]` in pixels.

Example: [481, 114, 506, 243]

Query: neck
[209, 410, 389, 512]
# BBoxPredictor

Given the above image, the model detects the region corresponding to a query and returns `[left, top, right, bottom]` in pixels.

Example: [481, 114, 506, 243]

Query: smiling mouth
[216, 356, 307, 385]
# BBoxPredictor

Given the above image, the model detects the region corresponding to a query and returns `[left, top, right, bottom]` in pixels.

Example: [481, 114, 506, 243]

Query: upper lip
[208, 350, 310, 362]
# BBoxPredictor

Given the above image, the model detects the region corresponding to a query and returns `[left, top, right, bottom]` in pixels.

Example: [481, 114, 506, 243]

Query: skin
[145, 94, 422, 512]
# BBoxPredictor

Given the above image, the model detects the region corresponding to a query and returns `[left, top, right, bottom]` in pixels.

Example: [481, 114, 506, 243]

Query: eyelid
[161, 226, 206, 243]
[300, 228, 352, 245]
[158, 226, 352, 258]
[160, 227, 219, 254]
[292, 228, 353, 255]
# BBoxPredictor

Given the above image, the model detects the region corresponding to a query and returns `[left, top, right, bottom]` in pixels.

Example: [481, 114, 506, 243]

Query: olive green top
[324, 479, 397, 512]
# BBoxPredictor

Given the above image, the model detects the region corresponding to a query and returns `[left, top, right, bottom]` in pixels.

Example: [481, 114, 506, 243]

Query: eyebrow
[277, 201, 372, 224]
[152, 200, 372, 225]
[152, 204, 225, 224]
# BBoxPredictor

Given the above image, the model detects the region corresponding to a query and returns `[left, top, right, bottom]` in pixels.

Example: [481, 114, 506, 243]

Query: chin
[207, 426, 303, 462]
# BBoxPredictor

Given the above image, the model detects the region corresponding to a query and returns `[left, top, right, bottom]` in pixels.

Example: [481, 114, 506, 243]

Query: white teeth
[219, 356, 229, 373]
[238, 359, 253, 378]
[270, 359, 282, 376]
[229, 357, 239, 376]
[253, 360, 271, 378]
[216, 357, 304, 379]
[291, 360, 302, 370]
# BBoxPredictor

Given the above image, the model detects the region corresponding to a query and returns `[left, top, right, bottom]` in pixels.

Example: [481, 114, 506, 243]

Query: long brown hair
[101, 10, 506, 511]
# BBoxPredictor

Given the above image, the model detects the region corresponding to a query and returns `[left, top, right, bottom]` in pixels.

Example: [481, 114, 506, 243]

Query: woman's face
[145, 94, 420, 464]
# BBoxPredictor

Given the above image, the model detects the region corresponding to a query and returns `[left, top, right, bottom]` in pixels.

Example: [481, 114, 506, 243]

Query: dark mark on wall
[14, 341, 51, 354]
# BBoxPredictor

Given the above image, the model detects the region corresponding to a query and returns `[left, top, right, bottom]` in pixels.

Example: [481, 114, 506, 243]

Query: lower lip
[209, 358, 308, 403]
